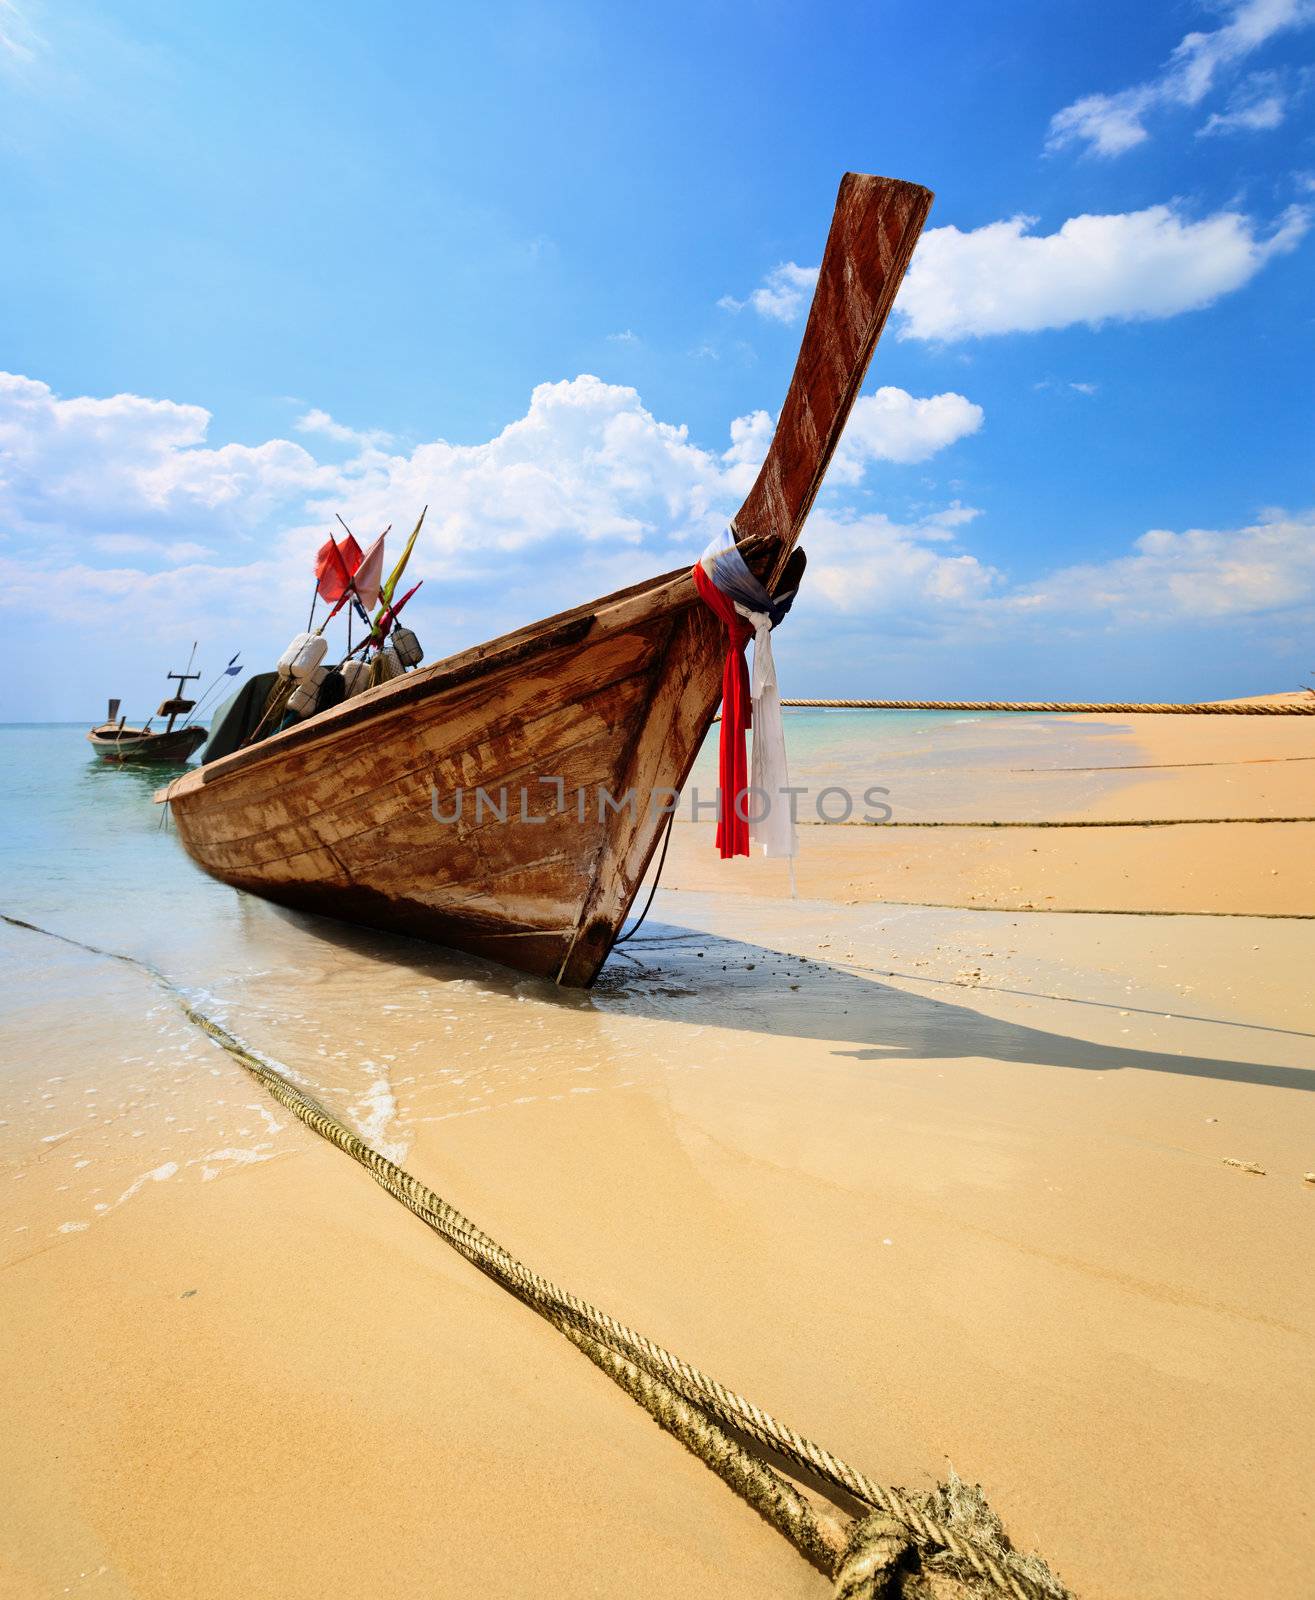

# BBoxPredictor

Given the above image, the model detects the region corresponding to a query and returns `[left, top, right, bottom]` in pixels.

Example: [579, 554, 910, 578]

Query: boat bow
[159, 174, 934, 986]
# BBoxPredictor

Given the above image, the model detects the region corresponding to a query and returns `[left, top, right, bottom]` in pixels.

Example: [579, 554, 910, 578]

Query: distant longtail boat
[89, 661, 208, 764]
[156, 174, 933, 985]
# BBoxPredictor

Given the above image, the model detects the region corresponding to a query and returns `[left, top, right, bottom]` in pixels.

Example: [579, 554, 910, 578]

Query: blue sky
[1, 0, 1312, 718]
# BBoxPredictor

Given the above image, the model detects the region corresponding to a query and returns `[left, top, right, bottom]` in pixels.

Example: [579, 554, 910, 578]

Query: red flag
[315, 534, 362, 602]
[375, 580, 422, 639]
[692, 562, 752, 858]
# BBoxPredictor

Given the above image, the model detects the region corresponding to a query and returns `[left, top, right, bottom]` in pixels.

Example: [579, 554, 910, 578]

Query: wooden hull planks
[158, 174, 933, 985]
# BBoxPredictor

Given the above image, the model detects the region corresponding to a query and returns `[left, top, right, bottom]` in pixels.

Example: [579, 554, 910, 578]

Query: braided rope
[778, 699, 1315, 715]
[1, 912, 1069, 1600]
[837, 816, 1315, 828]
[834, 1514, 915, 1599]
[559, 1321, 847, 1574]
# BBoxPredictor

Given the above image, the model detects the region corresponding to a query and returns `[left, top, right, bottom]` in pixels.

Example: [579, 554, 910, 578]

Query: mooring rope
[613, 811, 676, 945]
[1, 910, 1069, 1600]
[839, 816, 1315, 829]
[777, 699, 1315, 715]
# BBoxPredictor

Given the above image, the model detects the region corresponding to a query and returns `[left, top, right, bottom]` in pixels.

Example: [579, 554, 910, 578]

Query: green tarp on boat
[201, 672, 278, 764]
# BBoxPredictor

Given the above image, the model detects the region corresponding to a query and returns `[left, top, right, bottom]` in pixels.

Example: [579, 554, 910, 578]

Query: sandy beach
[2, 705, 1312, 1600]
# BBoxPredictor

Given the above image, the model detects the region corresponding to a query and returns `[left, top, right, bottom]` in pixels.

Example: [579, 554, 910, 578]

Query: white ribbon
[734, 600, 797, 864]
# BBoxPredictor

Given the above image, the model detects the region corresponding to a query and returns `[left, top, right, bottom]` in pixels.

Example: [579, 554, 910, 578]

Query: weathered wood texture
[161, 174, 933, 985]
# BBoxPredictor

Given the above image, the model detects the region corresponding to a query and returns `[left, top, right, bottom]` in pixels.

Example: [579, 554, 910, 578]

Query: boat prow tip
[840, 170, 935, 204]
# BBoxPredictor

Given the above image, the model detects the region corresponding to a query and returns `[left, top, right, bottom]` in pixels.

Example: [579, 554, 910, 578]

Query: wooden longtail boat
[89, 670, 209, 764]
[157, 173, 932, 986]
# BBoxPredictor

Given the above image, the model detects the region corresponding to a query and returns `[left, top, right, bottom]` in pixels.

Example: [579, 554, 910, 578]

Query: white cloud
[91, 533, 213, 562]
[721, 199, 1309, 343]
[1009, 507, 1315, 621]
[1034, 379, 1100, 396]
[1047, 0, 1314, 156]
[0, 371, 331, 545]
[356, 374, 731, 560]
[0, 0, 40, 67]
[719, 261, 819, 323]
[0, 369, 980, 665]
[831, 388, 983, 474]
[5, 365, 1313, 713]
[806, 507, 999, 613]
[1198, 91, 1286, 132]
[720, 388, 982, 490]
[1197, 71, 1289, 134]
[294, 408, 393, 448]
[895, 203, 1309, 341]
[7, 368, 1307, 670]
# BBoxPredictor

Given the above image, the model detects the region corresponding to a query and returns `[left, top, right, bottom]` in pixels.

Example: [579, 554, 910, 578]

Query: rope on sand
[840, 816, 1315, 829]
[778, 698, 1315, 715]
[1, 910, 1071, 1600]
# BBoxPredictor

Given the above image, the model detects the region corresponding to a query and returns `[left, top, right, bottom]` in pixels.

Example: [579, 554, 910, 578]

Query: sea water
[0, 713, 1127, 1260]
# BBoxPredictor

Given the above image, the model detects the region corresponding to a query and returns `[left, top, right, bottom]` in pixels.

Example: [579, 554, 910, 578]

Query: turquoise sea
[0, 709, 1129, 1265]
[0, 709, 1126, 961]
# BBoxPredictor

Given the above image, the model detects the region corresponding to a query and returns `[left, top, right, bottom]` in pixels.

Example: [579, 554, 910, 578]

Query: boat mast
[161, 644, 202, 733]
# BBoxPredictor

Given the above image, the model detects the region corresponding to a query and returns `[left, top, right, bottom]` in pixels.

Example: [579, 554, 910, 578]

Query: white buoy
[339, 658, 372, 698]
[287, 663, 329, 717]
[289, 634, 328, 681]
[277, 633, 313, 678]
[392, 627, 423, 668]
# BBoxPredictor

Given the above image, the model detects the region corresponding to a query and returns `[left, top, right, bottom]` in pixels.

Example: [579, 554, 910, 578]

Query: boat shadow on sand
[267, 905, 1312, 1096]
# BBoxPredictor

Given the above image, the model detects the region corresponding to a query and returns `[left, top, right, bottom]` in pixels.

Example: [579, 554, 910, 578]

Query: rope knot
[833, 1512, 913, 1598]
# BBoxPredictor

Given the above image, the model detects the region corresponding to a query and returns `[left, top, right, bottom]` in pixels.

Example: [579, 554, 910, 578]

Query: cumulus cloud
[806, 507, 998, 613]
[719, 262, 819, 323]
[0, 369, 981, 657]
[8, 367, 1308, 662]
[789, 500, 1315, 634]
[0, 371, 332, 545]
[6, 366, 1315, 714]
[349, 374, 732, 561]
[1046, 0, 1313, 157]
[1009, 507, 1315, 621]
[895, 203, 1309, 341]
[720, 199, 1308, 340]
[721, 389, 982, 491]
[832, 389, 983, 473]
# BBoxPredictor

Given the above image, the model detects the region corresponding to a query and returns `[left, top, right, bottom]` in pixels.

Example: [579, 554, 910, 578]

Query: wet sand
[2, 707, 1313, 1599]
[669, 701, 1315, 915]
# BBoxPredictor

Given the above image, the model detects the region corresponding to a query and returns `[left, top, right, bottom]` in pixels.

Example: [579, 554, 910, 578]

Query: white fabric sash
[734, 601, 797, 861]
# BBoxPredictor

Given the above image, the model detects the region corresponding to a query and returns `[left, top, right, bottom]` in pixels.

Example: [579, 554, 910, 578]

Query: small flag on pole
[315, 535, 362, 602]
[352, 532, 387, 610]
[376, 580, 423, 639]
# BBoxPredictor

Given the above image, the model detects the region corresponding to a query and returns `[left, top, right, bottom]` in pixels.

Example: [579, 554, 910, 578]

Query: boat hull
[88, 725, 208, 763]
[158, 172, 933, 986]
[162, 569, 724, 982]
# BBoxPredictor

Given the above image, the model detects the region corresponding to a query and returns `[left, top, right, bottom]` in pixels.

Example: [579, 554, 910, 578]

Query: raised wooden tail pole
[156, 175, 934, 988]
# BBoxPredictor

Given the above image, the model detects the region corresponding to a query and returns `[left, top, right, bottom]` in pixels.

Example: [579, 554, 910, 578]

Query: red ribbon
[375, 579, 423, 639]
[692, 563, 752, 858]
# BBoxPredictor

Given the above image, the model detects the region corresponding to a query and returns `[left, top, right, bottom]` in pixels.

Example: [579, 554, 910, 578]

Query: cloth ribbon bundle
[691, 525, 801, 862]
